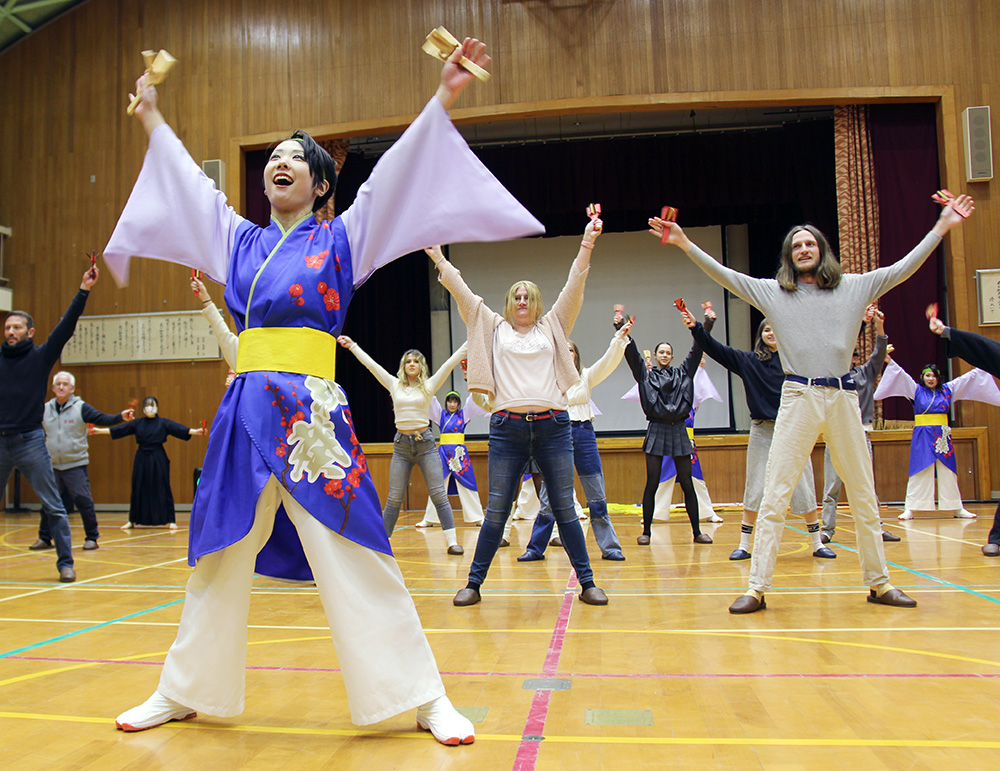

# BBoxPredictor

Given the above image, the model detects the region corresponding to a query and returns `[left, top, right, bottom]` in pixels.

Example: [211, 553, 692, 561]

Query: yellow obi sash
[440, 433, 465, 445]
[914, 413, 948, 427]
[236, 327, 337, 381]
[686, 426, 695, 442]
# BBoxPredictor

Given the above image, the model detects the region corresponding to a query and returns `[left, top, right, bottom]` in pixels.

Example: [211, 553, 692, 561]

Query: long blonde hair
[396, 349, 430, 394]
[503, 281, 544, 326]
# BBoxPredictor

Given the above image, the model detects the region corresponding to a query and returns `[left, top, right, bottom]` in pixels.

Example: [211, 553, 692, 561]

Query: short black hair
[6, 310, 33, 329]
[289, 130, 337, 211]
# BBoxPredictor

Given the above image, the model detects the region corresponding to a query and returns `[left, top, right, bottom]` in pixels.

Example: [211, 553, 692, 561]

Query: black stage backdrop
[245, 106, 938, 441]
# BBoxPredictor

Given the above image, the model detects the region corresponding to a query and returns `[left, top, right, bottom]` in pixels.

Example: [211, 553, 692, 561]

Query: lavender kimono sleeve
[103, 124, 245, 286]
[873, 358, 917, 401]
[342, 97, 544, 289]
[692, 365, 722, 410]
[947, 368, 1000, 406]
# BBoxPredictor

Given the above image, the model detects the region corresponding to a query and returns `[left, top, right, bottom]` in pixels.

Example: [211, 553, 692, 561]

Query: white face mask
[143, 405, 158, 418]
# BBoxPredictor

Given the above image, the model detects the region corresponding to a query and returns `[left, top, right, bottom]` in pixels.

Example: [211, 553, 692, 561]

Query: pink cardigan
[436, 258, 588, 401]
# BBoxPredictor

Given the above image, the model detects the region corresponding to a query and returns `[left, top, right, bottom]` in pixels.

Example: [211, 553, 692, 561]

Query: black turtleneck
[0, 289, 90, 433]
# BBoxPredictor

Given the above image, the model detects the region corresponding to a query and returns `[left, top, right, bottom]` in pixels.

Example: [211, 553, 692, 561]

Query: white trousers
[157, 475, 445, 726]
[905, 461, 963, 511]
[748, 383, 888, 593]
[422, 479, 485, 524]
[652, 477, 714, 521]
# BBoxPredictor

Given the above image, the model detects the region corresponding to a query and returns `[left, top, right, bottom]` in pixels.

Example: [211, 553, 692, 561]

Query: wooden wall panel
[1, 0, 999, 503]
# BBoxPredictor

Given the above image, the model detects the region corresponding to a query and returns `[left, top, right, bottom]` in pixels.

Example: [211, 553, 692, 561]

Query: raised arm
[103, 76, 247, 286]
[550, 217, 602, 334]
[428, 246, 497, 327]
[690, 321, 750, 377]
[624, 337, 647, 385]
[426, 342, 469, 393]
[337, 336, 397, 392]
[341, 41, 542, 289]
[40, 270, 95, 366]
[947, 368, 1000, 406]
[194, 277, 239, 369]
[649, 218, 773, 310]
[859, 195, 975, 301]
[873, 358, 917, 401]
[584, 324, 631, 390]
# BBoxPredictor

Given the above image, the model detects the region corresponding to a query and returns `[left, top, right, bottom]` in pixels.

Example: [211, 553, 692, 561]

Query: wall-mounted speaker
[202, 159, 226, 192]
[962, 106, 993, 182]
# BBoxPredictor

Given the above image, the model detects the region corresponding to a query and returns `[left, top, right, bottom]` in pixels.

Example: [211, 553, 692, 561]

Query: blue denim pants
[0, 429, 74, 569]
[382, 428, 455, 535]
[525, 420, 623, 558]
[468, 410, 594, 588]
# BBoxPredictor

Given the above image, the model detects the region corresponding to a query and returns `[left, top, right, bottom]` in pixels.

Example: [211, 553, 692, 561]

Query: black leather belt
[494, 409, 564, 422]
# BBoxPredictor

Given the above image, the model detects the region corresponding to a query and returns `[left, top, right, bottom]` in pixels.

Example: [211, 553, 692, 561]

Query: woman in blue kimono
[875, 358, 1000, 520]
[105, 39, 543, 746]
[418, 392, 485, 528]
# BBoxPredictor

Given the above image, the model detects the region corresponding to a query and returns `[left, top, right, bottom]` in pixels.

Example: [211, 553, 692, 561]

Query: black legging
[642, 452, 701, 537]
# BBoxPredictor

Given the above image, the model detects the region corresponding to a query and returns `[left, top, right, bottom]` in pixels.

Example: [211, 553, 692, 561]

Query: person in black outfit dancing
[929, 309, 1000, 556]
[625, 303, 710, 545]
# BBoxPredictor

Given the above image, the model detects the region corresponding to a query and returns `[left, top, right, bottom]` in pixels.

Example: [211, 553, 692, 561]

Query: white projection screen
[446, 227, 738, 434]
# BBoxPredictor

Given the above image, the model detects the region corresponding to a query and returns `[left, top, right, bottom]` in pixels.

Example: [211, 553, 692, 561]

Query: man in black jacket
[1, 266, 99, 582]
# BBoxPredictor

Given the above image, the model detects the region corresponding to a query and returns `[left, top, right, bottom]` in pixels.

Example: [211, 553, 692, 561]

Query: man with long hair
[650, 195, 973, 613]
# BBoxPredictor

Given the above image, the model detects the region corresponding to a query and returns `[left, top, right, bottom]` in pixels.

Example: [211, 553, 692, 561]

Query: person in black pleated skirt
[623, 306, 711, 545]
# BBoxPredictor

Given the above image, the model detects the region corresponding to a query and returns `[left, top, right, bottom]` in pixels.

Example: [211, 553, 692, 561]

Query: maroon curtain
[869, 104, 943, 421]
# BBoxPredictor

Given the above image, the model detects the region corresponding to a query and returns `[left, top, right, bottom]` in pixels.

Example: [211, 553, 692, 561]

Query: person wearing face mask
[103, 39, 542, 745]
[40, 371, 134, 551]
[427, 216, 610, 609]
[625, 301, 710, 547]
[2, 266, 99, 583]
[93, 397, 206, 530]
[337, 338, 467, 554]
[874, 357, 1000, 521]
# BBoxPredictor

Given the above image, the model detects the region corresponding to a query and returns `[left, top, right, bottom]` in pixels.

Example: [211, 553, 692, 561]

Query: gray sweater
[851, 334, 888, 424]
[685, 232, 942, 378]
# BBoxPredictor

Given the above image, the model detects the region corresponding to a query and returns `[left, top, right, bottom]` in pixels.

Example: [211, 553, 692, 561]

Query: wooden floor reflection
[1, 503, 998, 770]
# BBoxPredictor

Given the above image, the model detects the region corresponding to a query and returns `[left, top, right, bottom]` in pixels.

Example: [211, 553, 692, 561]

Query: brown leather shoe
[83, 540, 99, 550]
[881, 531, 901, 542]
[982, 543, 1000, 557]
[29, 540, 54, 551]
[549, 536, 562, 547]
[498, 538, 510, 548]
[693, 533, 713, 544]
[637, 534, 651, 545]
[820, 532, 831, 544]
[867, 587, 917, 607]
[447, 544, 464, 555]
[729, 594, 765, 614]
[59, 567, 76, 583]
[453, 588, 481, 606]
[579, 587, 608, 606]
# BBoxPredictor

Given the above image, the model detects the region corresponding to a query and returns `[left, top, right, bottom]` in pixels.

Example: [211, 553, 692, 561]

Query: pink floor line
[7, 655, 1000, 679]
[513, 573, 579, 771]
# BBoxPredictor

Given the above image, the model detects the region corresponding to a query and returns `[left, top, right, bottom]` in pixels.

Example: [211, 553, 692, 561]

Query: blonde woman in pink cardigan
[426, 216, 609, 608]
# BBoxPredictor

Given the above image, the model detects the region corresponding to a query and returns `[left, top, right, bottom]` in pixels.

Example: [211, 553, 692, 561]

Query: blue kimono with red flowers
[104, 98, 543, 581]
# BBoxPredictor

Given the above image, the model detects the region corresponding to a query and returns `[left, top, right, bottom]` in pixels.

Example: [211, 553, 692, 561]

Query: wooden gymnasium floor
[1, 503, 999, 770]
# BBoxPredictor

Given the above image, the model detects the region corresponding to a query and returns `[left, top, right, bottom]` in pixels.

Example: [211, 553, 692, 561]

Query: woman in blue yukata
[104, 38, 543, 746]
[874, 358, 1000, 521]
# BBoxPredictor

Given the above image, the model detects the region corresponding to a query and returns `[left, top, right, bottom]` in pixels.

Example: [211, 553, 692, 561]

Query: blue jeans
[382, 429, 455, 535]
[468, 410, 594, 588]
[525, 421, 623, 558]
[0, 429, 73, 569]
